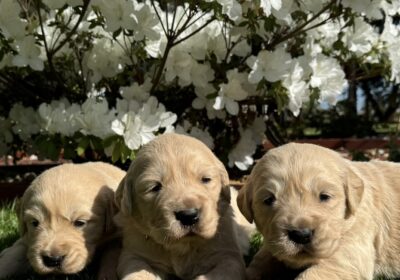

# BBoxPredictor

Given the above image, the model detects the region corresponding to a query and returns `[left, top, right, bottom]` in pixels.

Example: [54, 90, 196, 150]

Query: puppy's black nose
[175, 208, 200, 226]
[288, 228, 313, 245]
[42, 254, 65, 268]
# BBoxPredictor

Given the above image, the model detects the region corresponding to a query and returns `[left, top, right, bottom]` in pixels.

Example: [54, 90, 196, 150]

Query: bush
[0, 0, 399, 171]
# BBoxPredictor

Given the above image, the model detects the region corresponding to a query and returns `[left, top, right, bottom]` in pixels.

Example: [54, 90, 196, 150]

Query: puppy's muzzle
[42, 254, 65, 268]
[287, 228, 314, 245]
[174, 208, 200, 226]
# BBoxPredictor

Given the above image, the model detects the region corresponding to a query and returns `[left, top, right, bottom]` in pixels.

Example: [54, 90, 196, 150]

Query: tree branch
[50, 0, 91, 56]
[173, 17, 214, 46]
[266, 0, 336, 49]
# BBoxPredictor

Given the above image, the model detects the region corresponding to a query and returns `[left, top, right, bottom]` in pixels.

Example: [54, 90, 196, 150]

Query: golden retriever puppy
[238, 143, 400, 280]
[115, 133, 247, 280]
[0, 162, 125, 279]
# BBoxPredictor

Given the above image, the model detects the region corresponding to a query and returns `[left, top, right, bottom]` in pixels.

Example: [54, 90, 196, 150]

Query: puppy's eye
[263, 195, 276, 206]
[150, 182, 162, 193]
[201, 177, 212, 184]
[31, 219, 39, 228]
[319, 193, 331, 202]
[73, 220, 87, 228]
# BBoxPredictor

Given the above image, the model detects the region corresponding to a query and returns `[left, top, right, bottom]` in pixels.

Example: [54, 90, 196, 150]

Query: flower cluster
[0, 0, 399, 170]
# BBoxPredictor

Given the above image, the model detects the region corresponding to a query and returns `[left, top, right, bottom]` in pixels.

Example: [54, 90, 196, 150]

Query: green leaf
[76, 137, 89, 156]
[129, 150, 136, 161]
[89, 136, 103, 151]
[120, 143, 131, 163]
[263, 17, 276, 32]
[111, 141, 122, 163]
[103, 135, 120, 147]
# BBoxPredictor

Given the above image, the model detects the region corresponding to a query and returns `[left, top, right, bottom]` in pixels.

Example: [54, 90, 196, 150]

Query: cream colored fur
[115, 133, 249, 280]
[238, 143, 400, 280]
[0, 162, 125, 279]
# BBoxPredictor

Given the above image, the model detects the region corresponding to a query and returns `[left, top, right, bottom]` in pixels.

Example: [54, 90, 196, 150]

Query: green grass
[0, 201, 19, 253]
[0, 202, 395, 279]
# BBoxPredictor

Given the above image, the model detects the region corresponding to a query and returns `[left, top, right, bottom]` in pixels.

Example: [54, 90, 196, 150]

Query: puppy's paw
[119, 271, 162, 280]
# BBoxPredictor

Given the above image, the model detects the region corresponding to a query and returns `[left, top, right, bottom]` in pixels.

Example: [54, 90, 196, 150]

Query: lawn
[0, 201, 393, 280]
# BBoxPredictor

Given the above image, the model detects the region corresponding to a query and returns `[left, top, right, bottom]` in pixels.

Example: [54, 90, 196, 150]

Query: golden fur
[0, 162, 125, 278]
[115, 133, 248, 280]
[238, 143, 400, 280]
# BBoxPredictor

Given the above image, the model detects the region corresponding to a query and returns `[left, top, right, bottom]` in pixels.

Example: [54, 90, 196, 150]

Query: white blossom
[231, 40, 251, 57]
[300, 0, 328, 13]
[310, 54, 347, 105]
[1, 0, 398, 170]
[302, 36, 323, 58]
[213, 69, 249, 115]
[131, 1, 161, 41]
[381, 16, 400, 82]
[43, 0, 82, 10]
[112, 97, 177, 150]
[0, 53, 12, 69]
[205, 0, 242, 21]
[145, 35, 167, 58]
[248, 47, 292, 83]
[387, 42, 400, 83]
[207, 31, 228, 62]
[75, 98, 115, 139]
[342, 18, 378, 56]
[120, 78, 152, 101]
[306, 14, 342, 49]
[282, 60, 310, 116]
[9, 104, 41, 140]
[165, 47, 196, 87]
[271, 0, 295, 23]
[342, 0, 383, 19]
[96, 0, 136, 32]
[191, 62, 215, 88]
[0, 0, 26, 39]
[228, 117, 266, 170]
[85, 37, 127, 82]
[38, 100, 81, 136]
[192, 85, 227, 120]
[260, 0, 282, 16]
[12, 36, 44, 71]
[174, 121, 214, 149]
[37, 8, 80, 56]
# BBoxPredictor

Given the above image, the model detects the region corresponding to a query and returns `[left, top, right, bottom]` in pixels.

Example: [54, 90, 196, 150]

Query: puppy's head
[115, 133, 230, 246]
[18, 163, 120, 274]
[237, 143, 364, 268]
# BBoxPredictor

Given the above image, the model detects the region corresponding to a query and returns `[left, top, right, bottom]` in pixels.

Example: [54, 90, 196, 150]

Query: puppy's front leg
[295, 264, 351, 280]
[117, 251, 163, 280]
[194, 254, 245, 280]
[295, 258, 373, 280]
[0, 238, 30, 278]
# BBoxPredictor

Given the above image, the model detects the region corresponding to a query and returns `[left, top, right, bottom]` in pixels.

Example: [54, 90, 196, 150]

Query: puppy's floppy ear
[344, 164, 364, 219]
[219, 163, 231, 203]
[115, 176, 134, 215]
[100, 187, 119, 234]
[16, 196, 27, 236]
[237, 180, 254, 223]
